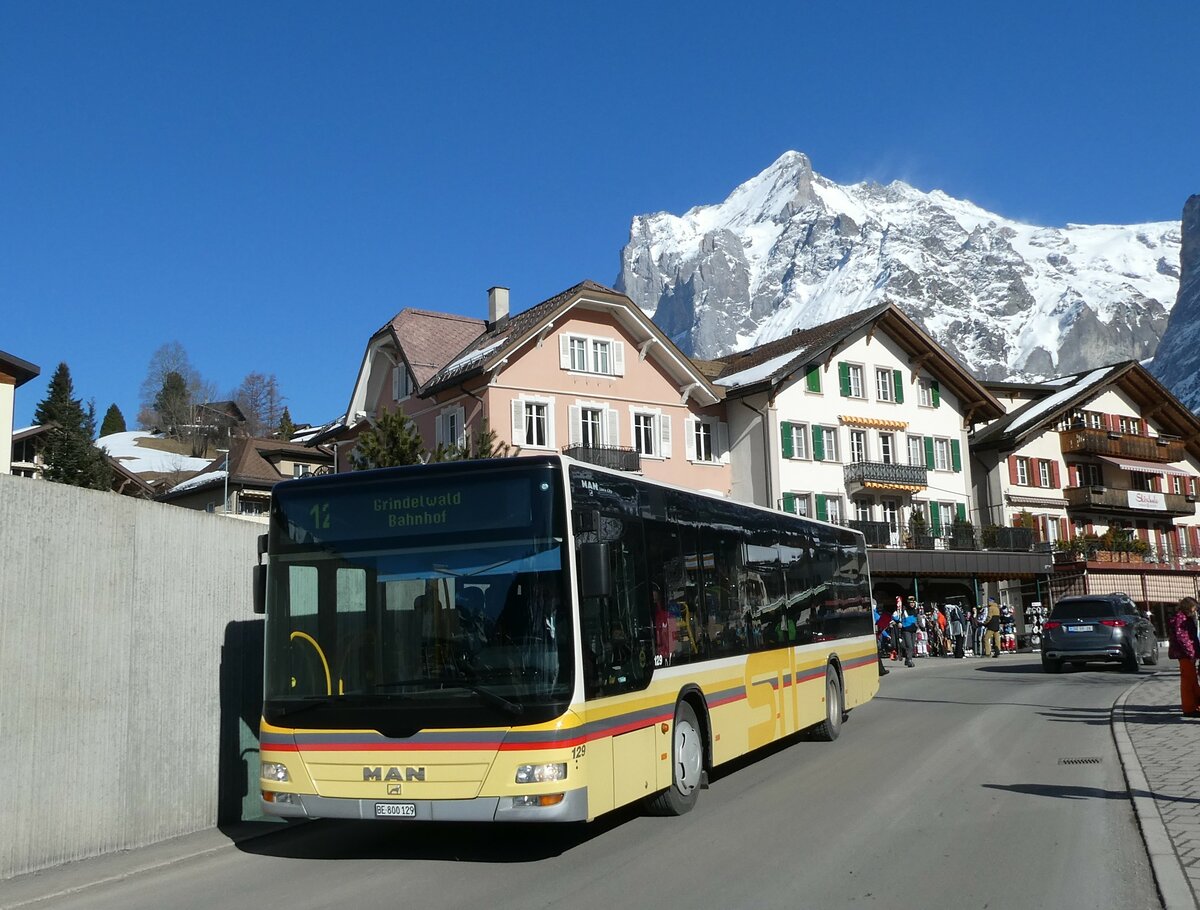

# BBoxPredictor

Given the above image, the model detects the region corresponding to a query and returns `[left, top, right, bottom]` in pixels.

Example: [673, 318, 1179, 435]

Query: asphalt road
[5, 653, 1160, 910]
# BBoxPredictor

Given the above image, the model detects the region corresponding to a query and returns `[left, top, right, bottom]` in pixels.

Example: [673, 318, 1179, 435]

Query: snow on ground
[96, 431, 212, 474]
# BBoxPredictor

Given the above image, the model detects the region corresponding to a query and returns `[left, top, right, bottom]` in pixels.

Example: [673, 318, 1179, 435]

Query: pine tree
[99, 403, 126, 437]
[33, 362, 111, 490]
[277, 407, 296, 440]
[350, 409, 425, 470]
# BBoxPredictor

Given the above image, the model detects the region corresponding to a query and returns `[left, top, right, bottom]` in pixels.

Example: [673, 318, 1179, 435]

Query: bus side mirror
[579, 542, 611, 599]
[253, 564, 267, 615]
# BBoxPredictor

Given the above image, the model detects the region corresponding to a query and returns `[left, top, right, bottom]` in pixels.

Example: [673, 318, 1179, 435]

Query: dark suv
[1041, 593, 1159, 673]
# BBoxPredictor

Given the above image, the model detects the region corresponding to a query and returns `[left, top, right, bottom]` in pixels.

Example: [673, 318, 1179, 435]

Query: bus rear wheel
[647, 700, 704, 816]
[811, 665, 843, 742]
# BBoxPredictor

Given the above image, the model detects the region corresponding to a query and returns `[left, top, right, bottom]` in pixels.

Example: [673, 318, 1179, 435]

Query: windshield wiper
[271, 697, 334, 718]
[455, 683, 524, 717]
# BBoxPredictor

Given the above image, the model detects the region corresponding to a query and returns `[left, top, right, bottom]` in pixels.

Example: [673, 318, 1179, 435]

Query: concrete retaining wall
[0, 474, 266, 880]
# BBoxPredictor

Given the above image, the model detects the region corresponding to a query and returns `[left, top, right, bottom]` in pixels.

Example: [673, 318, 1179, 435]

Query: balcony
[1063, 485, 1195, 517]
[843, 461, 928, 491]
[848, 519, 895, 547]
[562, 444, 641, 473]
[1059, 426, 1185, 463]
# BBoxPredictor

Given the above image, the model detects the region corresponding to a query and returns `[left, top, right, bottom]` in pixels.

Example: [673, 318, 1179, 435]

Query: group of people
[1168, 596, 1200, 717]
[876, 596, 1011, 670]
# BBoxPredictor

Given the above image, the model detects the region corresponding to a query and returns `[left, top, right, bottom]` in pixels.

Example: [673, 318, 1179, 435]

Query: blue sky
[4, 1, 1197, 430]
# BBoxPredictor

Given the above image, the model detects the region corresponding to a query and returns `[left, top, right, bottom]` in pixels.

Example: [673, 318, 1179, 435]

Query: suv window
[1050, 599, 1118, 619]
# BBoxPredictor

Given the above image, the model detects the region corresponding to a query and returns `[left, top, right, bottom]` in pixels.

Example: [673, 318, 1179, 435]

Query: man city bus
[255, 455, 878, 822]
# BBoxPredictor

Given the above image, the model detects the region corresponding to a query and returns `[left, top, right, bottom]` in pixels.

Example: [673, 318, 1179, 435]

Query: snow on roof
[715, 348, 801, 389]
[168, 469, 226, 495]
[1004, 367, 1114, 435]
[96, 431, 213, 474]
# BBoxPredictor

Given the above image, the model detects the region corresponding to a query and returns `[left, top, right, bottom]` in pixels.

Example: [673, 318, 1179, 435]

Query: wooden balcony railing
[1059, 426, 1185, 463]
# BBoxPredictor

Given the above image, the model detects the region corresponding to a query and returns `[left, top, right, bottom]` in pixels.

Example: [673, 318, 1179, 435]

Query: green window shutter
[893, 369, 904, 403]
[781, 422, 794, 458]
[815, 494, 828, 522]
[930, 505, 943, 536]
[924, 437, 935, 469]
[956, 502, 967, 523]
[838, 362, 851, 397]
[812, 425, 825, 461]
[931, 380, 941, 408]
[951, 438, 962, 472]
[806, 365, 821, 393]
[782, 492, 796, 514]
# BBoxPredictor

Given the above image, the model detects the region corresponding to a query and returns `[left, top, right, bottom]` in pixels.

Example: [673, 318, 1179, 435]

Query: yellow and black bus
[256, 454, 877, 822]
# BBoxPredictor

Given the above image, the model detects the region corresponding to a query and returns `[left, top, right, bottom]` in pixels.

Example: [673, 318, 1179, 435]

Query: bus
[255, 454, 878, 822]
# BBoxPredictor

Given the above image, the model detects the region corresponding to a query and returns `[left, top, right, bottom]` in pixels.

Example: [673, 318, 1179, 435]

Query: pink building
[333, 280, 731, 493]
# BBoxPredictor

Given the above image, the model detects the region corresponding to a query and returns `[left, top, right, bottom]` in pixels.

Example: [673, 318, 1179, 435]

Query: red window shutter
[1192, 526, 1200, 555]
[1011, 512, 1022, 527]
[1058, 518, 1068, 540]
[1030, 458, 1041, 487]
[1086, 522, 1095, 535]
[1069, 464, 1079, 487]
[1008, 456, 1019, 485]
[1050, 461, 1060, 489]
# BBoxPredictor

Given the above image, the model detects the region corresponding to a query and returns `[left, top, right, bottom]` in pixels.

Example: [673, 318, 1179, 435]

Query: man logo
[363, 766, 427, 782]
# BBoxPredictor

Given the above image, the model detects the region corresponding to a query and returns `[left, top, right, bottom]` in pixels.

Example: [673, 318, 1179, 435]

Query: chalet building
[0, 350, 39, 476]
[971, 361, 1200, 633]
[333, 281, 731, 492]
[157, 436, 333, 519]
[705, 301, 1046, 609]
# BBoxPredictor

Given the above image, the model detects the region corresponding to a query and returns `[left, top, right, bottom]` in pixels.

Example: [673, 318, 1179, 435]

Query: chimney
[488, 286, 510, 325]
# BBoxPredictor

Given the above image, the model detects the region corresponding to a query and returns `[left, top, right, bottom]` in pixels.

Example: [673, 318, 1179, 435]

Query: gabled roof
[157, 436, 330, 500]
[419, 280, 720, 404]
[972, 360, 1200, 460]
[712, 301, 1004, 422]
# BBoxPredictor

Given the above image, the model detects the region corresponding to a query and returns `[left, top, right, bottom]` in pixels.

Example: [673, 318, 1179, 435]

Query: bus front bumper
[262, 787, 589, 822]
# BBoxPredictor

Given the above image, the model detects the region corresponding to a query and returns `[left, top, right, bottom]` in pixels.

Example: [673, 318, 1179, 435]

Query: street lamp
[216, 448, 230, 514]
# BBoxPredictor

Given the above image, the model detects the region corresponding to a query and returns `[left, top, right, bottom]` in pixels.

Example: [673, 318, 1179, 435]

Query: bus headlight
[515, 763, 567, 784]
[261, 761, 291, 783]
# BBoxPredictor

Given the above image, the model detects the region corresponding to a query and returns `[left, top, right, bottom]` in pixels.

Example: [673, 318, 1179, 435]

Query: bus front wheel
[647, 700, 704, 816]
[811, 665, 843, 742]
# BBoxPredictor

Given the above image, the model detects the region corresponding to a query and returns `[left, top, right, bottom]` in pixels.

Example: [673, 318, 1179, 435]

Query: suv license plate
[375, 802, 417, 818]
[1066, 625, 1094, 633]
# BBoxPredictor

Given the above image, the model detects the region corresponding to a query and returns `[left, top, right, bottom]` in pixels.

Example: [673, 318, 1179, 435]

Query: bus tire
[647, 700, 704, 816]
[811, 665, 843, 742]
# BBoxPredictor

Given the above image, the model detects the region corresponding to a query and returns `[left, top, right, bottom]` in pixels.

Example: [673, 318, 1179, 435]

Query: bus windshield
[262, 461, 573, 731]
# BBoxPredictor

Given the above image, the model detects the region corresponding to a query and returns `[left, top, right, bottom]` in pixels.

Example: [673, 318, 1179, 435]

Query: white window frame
[437, 405, 466, 449]
[512, 396, 555, 450]
[820, 426, 840, 463]
[875, 368, 893, 402]
[849, 429, 868, 464]
[785, 492, 811, 517]
[825, 496, 844, 524]
[1016, 457, 1030, 486]
[631, 409, 672, 460]
[854, 498, 872, 522]
[560, 333, 625, 377]
[918, 378, 934, 408]
[790, 422, 810, 459]
[569, 400, 619, 449]
[938, 502, 955, 532]
[934, 438, 950, 471]
[847, 364, 865, 399]
[580, 407, 604, 448]
[1038, 461, 1051, 488]
[880, 432, 894, 465]
[685, 416, 729, 465]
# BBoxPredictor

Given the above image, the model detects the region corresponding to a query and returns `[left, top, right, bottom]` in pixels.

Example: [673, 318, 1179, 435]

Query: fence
[0, 473, 266, 880]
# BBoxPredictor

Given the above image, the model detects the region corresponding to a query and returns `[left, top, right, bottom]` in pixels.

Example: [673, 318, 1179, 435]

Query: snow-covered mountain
[1147, 195, 1200, 408]
[616, 152, 1182, 384]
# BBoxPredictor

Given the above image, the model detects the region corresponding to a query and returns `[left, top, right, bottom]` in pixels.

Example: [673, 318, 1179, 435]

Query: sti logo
[364, 766, 426, 782]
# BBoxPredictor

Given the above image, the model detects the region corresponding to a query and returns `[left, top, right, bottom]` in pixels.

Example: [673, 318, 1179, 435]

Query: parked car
[1041, 593, 1159, 673]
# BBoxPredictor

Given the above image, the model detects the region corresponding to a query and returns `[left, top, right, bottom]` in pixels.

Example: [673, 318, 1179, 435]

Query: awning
[1097, 455, 1192, 477]
[839, 415, 908, 430]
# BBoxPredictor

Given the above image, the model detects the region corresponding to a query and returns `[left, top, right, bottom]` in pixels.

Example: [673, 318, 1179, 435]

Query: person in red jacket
[1167, 596, 1200, 718]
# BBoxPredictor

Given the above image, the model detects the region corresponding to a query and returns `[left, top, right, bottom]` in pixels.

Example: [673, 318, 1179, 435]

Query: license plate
[375, 802, 417, 818]
[1066, 625, 1094, 633]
